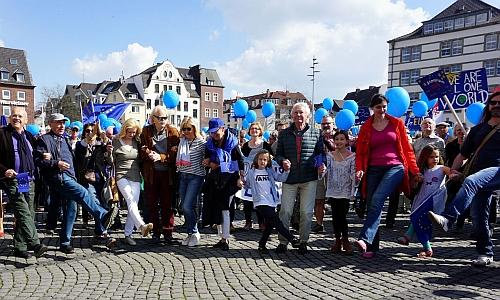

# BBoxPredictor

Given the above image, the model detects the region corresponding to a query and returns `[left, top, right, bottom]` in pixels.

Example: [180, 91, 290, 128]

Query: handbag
[102, 166, 120, 203]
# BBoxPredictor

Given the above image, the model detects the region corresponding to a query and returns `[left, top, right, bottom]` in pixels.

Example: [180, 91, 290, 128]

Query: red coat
[355, 114, 419, 198]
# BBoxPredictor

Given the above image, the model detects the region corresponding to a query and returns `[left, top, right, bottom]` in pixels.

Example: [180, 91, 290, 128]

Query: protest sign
[417, 69, 453, 100]
[355, 107, 371, 125]
[236, 157, 284, 202]
[437, 68, 489, 110]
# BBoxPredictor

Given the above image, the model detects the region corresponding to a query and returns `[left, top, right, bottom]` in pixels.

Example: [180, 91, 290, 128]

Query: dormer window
[476, 12, 488, 24]
[9, 58, 18, 65]
[0, 69, 8, 81]
[128, 93, 138, 99]
[465, 15, 476, 27]
[15, 72, 25, 83]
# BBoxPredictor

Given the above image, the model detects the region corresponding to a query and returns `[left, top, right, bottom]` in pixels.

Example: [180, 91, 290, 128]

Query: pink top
[369, 122, 402, 166]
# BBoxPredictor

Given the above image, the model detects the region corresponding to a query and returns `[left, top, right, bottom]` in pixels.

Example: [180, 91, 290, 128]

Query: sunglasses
[321, 122, 332, 126]
[85, 129, 93, 133]
[489, 100, 500, 106]
[182, 127, 192, 132]
[154, 115, 168, 121]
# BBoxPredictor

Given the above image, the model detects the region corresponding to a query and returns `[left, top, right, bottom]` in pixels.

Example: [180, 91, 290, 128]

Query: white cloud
[209, 30, 220, 41]
[208, 0, 429, 100]
[0, 39, 5, 47]
[72, 43, 158, 82]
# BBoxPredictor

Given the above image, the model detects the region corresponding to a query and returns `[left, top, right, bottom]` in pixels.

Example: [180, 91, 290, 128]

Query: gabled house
[105, 80, 146, 125]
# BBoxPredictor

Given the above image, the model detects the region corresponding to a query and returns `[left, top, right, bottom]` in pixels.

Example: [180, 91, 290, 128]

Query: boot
[342, 237, 353, 255]
[331, 238, 342, 253]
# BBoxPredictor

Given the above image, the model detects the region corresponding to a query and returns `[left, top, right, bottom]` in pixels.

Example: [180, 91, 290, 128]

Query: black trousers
[243, 200, 263, 224]
[331, 198, 350, 239]
[256, 205, 294, 247]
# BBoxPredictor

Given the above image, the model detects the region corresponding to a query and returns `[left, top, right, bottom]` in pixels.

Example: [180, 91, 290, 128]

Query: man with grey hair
[412, 118, 446, 159]
[275, 102, 323, 254]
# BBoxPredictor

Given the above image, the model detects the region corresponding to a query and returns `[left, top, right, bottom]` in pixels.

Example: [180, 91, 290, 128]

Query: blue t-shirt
[460, 122, 500, 173]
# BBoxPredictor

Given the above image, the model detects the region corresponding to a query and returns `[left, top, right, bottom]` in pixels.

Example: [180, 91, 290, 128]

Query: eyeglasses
[250, 127, 260, 131]
[489, 100, 500, 106]
[154, 115, 168, 121]
[85, 129, 93, 133]
[321, 122, 332, 126]
[182, 127, 192, 132]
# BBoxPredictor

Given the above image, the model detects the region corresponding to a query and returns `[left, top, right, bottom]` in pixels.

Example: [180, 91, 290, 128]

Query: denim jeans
[48, 173, 108, 246]
[443, 167, 500, 256]
[179, 173, 204, 234]
[358, 165, 404, 250]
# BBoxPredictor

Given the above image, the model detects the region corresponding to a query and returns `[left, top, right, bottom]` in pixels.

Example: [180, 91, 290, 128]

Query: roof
[120, 82, 143, 101]
[94, 80, 113, 95]
[389, 0, 500, 42]
[0, 46, 35, 87]
[178, 67, 200, 97]
[200, 68, 224, 87]
[76, 82, 98, 98]
[343, 86, 381, 107]
[225, 90, 309, 109]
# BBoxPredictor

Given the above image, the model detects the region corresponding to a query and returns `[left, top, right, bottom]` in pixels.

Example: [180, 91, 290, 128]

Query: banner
[355, 107, 371, 125]
[82, 103, 130, 124]
[404, 113, 422, 131]
[235, 157, 285, 202]
[417, 69, 453, 100]
[437, 68, 489, 110]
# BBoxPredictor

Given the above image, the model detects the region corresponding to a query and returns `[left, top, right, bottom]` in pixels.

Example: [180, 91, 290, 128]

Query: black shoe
[298, 242, 308, 255]
[275, 244, 287, 254]
[221, 241, 229, 251]
[59, 245, 75, 254]
[14, 249, 32, 259]
[164, 236, 181, 245]
[32, 244, 48, 258]
[103, 206, 119, 230]
[311, 223, 324, 233]
[151, 235, 162, 244]
[213, 239, 226, 248]
[258, 246, 269, 254]
[290, 238, 301, 248]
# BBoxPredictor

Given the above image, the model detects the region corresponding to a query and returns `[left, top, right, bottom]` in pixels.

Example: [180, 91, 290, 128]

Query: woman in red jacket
[354, 94, 421, 258]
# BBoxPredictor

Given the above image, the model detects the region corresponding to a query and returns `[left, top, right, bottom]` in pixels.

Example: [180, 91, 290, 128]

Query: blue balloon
[351, 126, 360, 136]
[101, 119, 114, 131]
[322, 98, 334, 110]
[98, 113, 108, 124]
[233, 99, 249, 118]
[314, 108, 329, 124]
[263, 130, 271, 141]
[412, 101, 428, 118]
[73, 121, 83, 130]
[244, 134, 251, 141]
[201, 127, 209, 133]
[245, 110, 257, 123]
[466, 102, 486, 125]
[110, 118, 122, 133]
[420, 92, 438, 109]
[335, 109, 356, 130]
[64, 119, 70, 127]
[163, 90, 180, 109]
[26, 124, 40, 136]
[386, 87, 410, 118]
[343, 100, 358, 115]
[262, 102, 275, 118]
[242, 119, 250, 129]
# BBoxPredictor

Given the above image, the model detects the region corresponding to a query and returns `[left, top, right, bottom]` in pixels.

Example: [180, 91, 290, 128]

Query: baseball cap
[436, 122, 449, 127]
[208, 118, 224, 133]
[48, 113, 69, 123]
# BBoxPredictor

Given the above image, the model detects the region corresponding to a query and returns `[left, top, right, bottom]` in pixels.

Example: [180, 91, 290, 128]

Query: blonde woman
[112, 119, 153, 245]
[176, 117, 206, 246]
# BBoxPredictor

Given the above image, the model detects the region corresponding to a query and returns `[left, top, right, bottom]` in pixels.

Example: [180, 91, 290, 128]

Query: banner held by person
[236, 157, 285, 202]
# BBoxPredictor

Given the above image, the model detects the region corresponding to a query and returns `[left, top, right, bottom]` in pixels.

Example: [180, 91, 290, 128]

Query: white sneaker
[188, 232, 200, 247]
[182, 235, 192, 246]
[428, 211, 449, 232]
[472, 255, 493, 267]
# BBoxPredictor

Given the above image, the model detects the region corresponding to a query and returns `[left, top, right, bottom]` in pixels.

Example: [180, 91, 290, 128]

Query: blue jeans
[443, 167, 500, 256]
[48, 173, 108, 246]
[179, 173, 203, 234]
[358, 165, 404, 250]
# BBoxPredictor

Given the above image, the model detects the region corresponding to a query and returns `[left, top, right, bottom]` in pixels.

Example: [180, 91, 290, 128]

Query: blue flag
[82, 103, 130, 124]
[410, 194, 434, 245]
[17, 172, 30, 193]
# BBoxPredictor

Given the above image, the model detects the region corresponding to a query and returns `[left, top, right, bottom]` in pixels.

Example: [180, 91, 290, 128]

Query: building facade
[388, 0, 500, 122]
[0, 47, 35, 122]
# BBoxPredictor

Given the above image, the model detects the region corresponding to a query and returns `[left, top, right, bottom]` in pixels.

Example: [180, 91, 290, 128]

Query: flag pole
[441, 95, 467, 133]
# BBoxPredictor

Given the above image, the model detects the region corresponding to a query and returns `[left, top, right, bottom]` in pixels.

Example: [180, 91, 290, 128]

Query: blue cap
[208, 118, 224, 133]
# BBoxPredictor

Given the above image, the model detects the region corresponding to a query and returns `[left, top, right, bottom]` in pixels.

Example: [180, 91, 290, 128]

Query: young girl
[398, 145, 453, 257]
[324, 131, 356, 254]
[244, 150, 300, 253]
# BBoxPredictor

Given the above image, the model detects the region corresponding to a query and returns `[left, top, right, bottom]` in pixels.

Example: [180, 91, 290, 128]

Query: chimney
[266, 89, 270, 98]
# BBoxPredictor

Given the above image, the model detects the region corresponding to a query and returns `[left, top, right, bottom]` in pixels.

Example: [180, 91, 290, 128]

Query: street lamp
[307, 56, 320, 117]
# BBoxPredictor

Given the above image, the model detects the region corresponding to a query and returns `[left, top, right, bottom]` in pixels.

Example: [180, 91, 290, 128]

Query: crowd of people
[0, 87, 498, 267]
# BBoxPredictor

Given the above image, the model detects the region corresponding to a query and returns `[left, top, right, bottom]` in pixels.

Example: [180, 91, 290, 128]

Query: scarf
[11, 127, 35, 174]
[176, 137, 193, 167]
[205, 129, 239, 173]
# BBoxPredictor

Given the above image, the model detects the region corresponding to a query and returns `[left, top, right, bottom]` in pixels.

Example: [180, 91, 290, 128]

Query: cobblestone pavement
[0, 207, 499, 299]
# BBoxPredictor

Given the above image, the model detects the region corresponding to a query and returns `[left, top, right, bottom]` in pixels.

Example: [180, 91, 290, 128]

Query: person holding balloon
[354, 94, 421, 258]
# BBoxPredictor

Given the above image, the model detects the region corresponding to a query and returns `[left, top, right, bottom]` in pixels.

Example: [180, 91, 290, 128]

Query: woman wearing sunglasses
[176, 117, 206, 246]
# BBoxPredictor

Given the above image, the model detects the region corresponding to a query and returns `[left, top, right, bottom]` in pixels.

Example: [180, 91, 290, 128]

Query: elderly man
[429, 87, 500, 266]
[436, 121, 451, 144]
[0, 108, 48, 258]
[412, 118, 446, 159]
[35, 113, 117, 254]
[275, 102, 322, 254]
[140, 105, 180, 244]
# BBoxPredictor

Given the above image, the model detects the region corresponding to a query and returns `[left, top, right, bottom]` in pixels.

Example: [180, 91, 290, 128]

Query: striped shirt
[177, 137, 206, 177]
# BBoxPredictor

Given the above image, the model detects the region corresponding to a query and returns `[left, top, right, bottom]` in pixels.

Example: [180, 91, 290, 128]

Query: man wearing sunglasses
[140, 105, 180, 244]
[429, 86, 500, 267]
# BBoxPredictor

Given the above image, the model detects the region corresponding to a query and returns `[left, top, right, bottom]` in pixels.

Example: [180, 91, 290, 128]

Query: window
[497, 60, 500, 76]
[213, 92, 219, 102]
[169, 71, 173, 78]
[190, 83, 196, 90]
[155, 84, 159, 93]
[465, 15, 475, 27]
[177, 115, 181, 127]
[176, 86, 181, 95]
[411, 46, 421, 61]
[212, 109, 219, 118]
[440, 64, 462, 73]
[171, 115, 175, 124]
[227, 114, 230, 122]
[17, 91, 26, 100]
[16, 73, 25, 83]
[441, 41, 452, 57]
[444, 19, 454, 31]
[485, 34, 498, 51]
[163, 71, 168, 78]
[193, 109, 198, 118]
[401, 47, 411, 63]
[154, 99, 160, 106]
[204, 108, 210, 117]
[400, 70, 410, 86]
[455, 17, 464, 29]
[128, 93, 137, 99]
[147, 99, 151, 109]
[410, 69, 420, 85]
[164, 85, 168, 91]
[0, 71, 8, 81]
[168, 85, 172, 90]
[423, 23, 433, 35]
[484, 60, 496, 76]
[183, 102, 188, 112]
[2, 106, 11, 116]
[434, 22, 444, 33]
[451, 39, 463, 55]
[2, 90, 11, 100]
[408, 92, 420, 101]
[176, 102, 181, 111]
[205, 92, 210, 101]
[207, 80, 215, 86]
[477, 13, 488, 24]
[131, 105, 140, 113]
[9, 58, 18, 65]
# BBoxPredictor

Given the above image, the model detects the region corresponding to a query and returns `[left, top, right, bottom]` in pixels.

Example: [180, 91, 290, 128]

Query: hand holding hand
[318, 163, 326, 175]
[4, 169, 17, 179]
[355, 170, 364, 181]
[282, 159, 291, 171]
[42, 153, 52, 160]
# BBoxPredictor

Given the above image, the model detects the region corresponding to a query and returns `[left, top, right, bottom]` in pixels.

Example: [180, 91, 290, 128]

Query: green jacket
[275, 123, 322, 184]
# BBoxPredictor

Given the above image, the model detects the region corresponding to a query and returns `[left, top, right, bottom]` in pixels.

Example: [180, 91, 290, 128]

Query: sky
[1, 0, 499, 106]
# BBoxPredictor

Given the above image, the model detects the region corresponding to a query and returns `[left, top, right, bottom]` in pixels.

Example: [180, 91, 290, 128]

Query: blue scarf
[206, 129, 239, 173]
